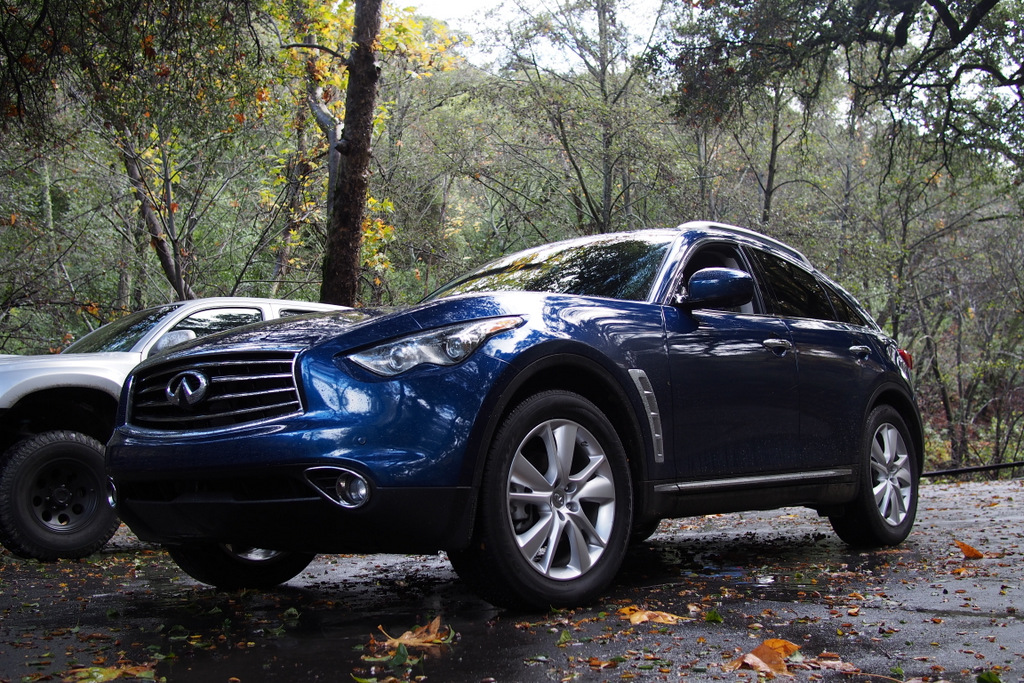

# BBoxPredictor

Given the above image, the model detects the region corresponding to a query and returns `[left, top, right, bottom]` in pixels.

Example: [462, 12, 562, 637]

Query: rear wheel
[449, 390, 632, 609]
[167, 544, 316, 589]
[829, 405, 919, 547]
[0, 431, 120, 560]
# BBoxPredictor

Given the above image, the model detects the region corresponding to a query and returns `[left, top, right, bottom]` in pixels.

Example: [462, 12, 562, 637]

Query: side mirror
[677, 267, 754, 310]
[151, 329, 197, 354]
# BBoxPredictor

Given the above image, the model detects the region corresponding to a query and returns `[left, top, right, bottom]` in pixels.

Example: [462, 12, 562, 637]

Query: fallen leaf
[378, 616, 455, 650]
[588, 656, 618, 669]
[954, 540, 984, 559]
[815, 658, 860, 673]
[63, 663, 157, 681]
[763, 639, 801, 659]
[724, 639, 801, 678]
[617, 605, 687, 625]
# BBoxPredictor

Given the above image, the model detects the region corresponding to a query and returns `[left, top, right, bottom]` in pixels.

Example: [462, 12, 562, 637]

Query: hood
[155, 308, 393, 358]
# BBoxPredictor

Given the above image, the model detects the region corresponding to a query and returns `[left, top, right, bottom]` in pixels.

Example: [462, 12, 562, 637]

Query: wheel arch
[869, 385, 925, 470]
[0, 388, 118, 453]
[456, 348, 652, 545]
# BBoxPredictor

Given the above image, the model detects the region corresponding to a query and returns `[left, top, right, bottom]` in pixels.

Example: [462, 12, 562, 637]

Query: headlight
[347, 317, 523, 377]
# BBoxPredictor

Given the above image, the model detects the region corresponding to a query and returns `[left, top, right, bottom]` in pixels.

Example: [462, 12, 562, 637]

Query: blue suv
[106, 222, 922, 609]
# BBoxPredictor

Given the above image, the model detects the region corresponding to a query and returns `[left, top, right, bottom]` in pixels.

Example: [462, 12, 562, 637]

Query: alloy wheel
[505, 418, 617, 580]
[870, 422, 913, 527]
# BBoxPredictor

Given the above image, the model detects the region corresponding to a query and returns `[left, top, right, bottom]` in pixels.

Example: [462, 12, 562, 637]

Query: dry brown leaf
[762, 638, 801, 659]
[724, 639, 801, 678]
[378, 616, 453, 649]
[724, 652, 785, 677]
[954, 540, 984, 559]
[631, 609, 686, 625]
[617, 605, 688, 625]
[587, 656, 618, 669]
[815, 658, 860, 673]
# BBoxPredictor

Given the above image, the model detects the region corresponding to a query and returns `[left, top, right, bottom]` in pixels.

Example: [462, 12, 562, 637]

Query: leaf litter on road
[2, 481, 1021, 682]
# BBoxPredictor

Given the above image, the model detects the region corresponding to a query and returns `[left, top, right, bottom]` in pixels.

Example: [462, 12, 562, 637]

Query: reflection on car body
[106, 223, 922, 609]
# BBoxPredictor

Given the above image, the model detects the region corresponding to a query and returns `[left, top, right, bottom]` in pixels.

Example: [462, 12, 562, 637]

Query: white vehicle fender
[0, 353, 143, 409]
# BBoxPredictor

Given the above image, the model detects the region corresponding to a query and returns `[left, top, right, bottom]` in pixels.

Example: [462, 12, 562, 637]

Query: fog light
[106, 478, 118, 509]
[335, 471, 370, 508]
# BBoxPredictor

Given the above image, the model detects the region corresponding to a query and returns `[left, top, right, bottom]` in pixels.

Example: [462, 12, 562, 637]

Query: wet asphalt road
[1, 479, 1021, 683]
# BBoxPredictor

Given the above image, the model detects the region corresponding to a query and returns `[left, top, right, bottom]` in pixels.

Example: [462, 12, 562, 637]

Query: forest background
[1, 0, 1022, 475]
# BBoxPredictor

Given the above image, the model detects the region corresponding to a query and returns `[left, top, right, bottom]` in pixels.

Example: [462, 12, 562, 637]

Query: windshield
[427, 233, 674, 302]
[63, 305, 180, 353]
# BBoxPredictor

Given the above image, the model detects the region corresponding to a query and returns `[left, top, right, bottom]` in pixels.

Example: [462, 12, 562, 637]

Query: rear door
[744, 247, 880, 468]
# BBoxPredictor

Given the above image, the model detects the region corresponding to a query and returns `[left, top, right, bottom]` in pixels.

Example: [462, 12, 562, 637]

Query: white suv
[0, 297, 342, 560]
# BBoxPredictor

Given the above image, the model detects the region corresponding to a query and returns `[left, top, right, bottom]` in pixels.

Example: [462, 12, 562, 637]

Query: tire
[449, 390, 632, 610]
[829, 405, 919, 547]
[629, 518, 662, 545]
[0, 430, 120, 560]
[167, 544, 316, 589]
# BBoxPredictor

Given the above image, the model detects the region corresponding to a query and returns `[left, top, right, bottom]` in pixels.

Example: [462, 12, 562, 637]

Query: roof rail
[677, 221, 811, 267]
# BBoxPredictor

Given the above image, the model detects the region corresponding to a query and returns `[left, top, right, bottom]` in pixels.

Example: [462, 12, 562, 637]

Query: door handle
[849, 345, 872, 360]
[762, 338, 793, 356]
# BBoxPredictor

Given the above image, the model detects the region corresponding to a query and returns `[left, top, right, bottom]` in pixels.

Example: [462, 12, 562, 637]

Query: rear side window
[820, 280, 870, 326]
[747, 249, 836, 321]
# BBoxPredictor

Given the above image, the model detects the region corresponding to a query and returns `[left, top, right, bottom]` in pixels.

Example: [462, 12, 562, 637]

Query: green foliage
[0, 0, 1022, 470]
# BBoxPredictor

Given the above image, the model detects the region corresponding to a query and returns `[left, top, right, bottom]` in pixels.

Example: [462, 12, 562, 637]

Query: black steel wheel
[0, 430, 120, 560]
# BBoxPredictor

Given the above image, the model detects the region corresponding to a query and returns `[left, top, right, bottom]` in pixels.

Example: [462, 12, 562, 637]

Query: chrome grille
[129, 352, 301, 430]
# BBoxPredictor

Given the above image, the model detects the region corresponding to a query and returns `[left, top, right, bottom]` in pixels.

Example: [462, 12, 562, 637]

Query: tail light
[897, 348, 913, 370]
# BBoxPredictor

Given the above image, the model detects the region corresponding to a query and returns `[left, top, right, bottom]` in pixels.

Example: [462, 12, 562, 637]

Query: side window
[681, 243, 756, 313]
[279, 308, 320, 317]
[747, 249, 836, 321]
[170, 308, 263, 338]
[820, 280, 870, 326]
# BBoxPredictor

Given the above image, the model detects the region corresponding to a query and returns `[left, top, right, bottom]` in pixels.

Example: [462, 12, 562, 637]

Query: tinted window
[63, 305, 180, 353]
[428, 235, 672, 302]
[681, 243, 756, 313]
[170, 309, 263, 337]
[820, 280, 869, 326]
[747, 249, 836, 321]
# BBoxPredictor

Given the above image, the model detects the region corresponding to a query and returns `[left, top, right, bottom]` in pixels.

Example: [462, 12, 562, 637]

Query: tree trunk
[319, 0, 383, 306]
[121, 146, 197, 300]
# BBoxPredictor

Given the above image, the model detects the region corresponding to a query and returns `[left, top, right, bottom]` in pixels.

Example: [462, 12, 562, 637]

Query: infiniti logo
[166, 370, 210, 408]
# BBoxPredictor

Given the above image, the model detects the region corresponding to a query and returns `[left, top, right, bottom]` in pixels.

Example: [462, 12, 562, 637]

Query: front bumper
[110, 466, 473, 554]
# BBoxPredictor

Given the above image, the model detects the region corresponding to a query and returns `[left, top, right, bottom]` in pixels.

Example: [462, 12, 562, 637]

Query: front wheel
[167, 544, 316, 589]
[0, 431, 120, 560]
[829, 405, 919, 547]
[449, 391, 632, 610]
